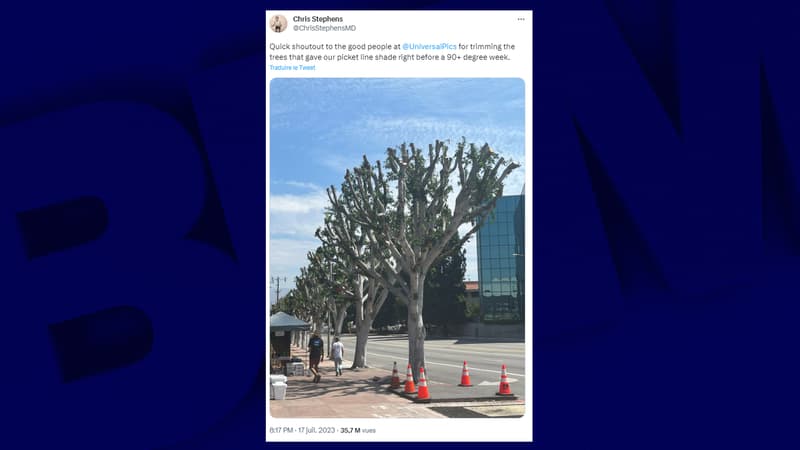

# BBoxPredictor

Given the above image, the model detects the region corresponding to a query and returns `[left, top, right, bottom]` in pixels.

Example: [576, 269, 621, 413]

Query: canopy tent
[270, 312, 311, 374]
[270, 312, 311, 332]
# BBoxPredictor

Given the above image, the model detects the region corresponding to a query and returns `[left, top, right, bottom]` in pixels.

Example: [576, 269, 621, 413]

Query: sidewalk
[269, 357, 446, 418]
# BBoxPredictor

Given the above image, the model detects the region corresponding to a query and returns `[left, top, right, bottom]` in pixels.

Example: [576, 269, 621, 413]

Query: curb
[387, 386, 518, 403]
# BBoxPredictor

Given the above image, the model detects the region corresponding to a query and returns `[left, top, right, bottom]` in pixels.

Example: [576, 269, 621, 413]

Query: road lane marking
[357, 337, 526, 348]
[365, 350, 525, 377]
[478, 379, 518, 385]
[352, 340, 527, 356]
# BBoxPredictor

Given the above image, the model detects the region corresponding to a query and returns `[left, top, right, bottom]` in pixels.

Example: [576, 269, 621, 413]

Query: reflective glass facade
[477, 195, 525, 323]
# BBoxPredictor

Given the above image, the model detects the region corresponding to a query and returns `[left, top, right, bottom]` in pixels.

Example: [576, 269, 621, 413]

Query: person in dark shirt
[307, 332, 324, 383]
[270, 15, 286, 33]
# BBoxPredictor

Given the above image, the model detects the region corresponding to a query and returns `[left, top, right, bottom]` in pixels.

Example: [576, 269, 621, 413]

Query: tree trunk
[335, 307, 347, 336]
[351, 319, 372, 368]
[407, 272, 426, 383]
[351, 277, 370, 368]
[315, 319, 324, 335]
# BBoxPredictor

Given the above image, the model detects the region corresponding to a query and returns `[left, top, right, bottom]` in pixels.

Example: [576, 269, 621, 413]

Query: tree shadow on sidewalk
[283, 368, 395, 400]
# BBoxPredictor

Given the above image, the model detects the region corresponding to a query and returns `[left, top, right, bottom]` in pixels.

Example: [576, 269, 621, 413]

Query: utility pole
[271, 276, 287, 303]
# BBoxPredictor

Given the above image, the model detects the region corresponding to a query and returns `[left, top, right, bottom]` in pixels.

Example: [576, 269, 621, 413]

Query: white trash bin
[269, 375, 288, 399]
[272, 381, 287, 400]
[270, 375, 288, 384]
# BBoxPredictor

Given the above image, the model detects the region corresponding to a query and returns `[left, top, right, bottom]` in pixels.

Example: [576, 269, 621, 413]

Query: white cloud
[268, 237, 320, 302]
[322, 115, 524, 159]
[268, 183, 329, 303]
[278, 180, 322, 191]
[270, 178, 331, 240]
[317, 152, 363, 173]
[269, 192, 328, 244]
[270, 191, 328, 214]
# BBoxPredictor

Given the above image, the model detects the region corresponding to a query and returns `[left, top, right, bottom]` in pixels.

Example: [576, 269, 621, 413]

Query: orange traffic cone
[416, 367, 431, 402]
[403, 363, 417, 394]
[459, 361, 473, 387]
[390, 361, 401, 389]
[496, 364, 513, 396]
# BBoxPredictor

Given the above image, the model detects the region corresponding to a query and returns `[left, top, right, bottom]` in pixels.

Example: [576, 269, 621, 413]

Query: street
[337, 334, 527, 400]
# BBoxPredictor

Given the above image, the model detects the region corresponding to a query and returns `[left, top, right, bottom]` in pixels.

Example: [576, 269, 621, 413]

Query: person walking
[307, 332, 324, 383]
[331, 337, 344, 376]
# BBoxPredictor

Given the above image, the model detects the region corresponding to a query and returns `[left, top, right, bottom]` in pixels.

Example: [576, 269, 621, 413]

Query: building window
[477, 194, 525, 323]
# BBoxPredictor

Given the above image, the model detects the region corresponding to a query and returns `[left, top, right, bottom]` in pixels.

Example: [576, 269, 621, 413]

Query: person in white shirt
[331, 336, 345, 376]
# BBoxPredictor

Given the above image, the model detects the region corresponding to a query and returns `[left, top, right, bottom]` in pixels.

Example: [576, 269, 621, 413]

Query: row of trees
[273, 138, 518, 381]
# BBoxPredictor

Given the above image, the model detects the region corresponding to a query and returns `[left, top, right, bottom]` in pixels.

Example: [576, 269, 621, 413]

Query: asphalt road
[337, 334, 527, 400]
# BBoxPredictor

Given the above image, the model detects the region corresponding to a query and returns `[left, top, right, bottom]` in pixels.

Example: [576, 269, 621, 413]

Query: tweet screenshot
[266, 10, 532, 442]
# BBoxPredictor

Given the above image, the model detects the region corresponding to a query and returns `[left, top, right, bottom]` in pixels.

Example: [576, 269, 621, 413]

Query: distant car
[376, 323, 404, 335]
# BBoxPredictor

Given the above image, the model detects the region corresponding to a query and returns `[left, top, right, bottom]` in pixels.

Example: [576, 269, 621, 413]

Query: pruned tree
[294, 266, 328, 337]
[275, 289, 314, 347]
[317, 214, 391, 368]
[308, 245, 352, 339]
[325, 138, 519, 380]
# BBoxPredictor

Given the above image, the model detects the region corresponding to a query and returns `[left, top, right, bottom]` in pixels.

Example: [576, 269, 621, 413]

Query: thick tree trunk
[351, 319, 372, 367]
[335, 307, 347, 336]
[351, 277, 369, 368]
[349, 275, 390, 368]
[407, 272, 426, 383]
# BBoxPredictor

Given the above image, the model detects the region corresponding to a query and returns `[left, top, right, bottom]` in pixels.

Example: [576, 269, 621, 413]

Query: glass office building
[476, 194, 525, 323]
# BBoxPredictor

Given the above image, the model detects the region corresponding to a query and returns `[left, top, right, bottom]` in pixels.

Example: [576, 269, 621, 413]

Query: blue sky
[269, 78, 526, 302]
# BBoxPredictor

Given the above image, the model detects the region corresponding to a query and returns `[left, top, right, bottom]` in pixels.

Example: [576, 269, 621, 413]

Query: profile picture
[269, 15, 288, 33]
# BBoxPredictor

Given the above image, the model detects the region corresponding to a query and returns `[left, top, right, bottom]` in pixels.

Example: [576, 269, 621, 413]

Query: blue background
[3, 0, 798, 448]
